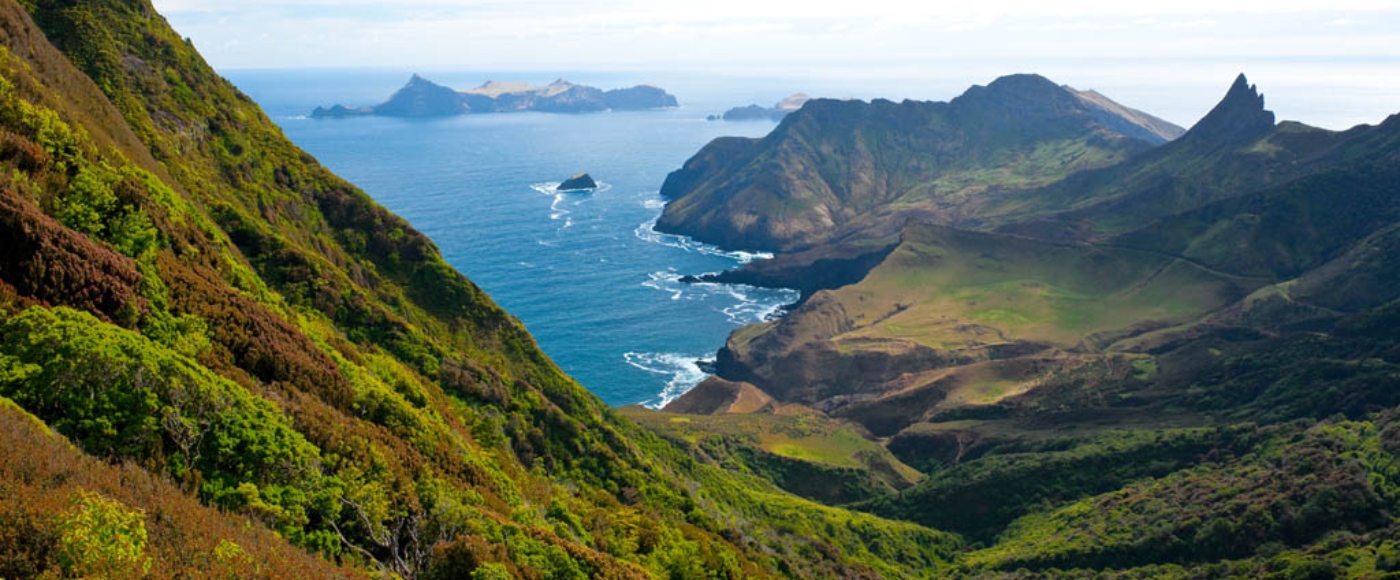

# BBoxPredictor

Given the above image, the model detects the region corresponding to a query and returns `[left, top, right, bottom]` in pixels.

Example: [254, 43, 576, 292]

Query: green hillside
[0, 1, 963, 578]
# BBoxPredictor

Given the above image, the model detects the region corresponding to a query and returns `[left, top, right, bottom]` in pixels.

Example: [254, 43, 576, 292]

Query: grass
[814, 225, 1258, 353]
[622, 407, 923, 485]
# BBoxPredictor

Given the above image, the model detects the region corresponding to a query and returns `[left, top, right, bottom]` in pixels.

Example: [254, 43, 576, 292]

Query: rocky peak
[948, 73, 1091, 133]
[1183, 73, 1276, 145]
[955, 74, 1077, 108]
[375, 74, 466, 116]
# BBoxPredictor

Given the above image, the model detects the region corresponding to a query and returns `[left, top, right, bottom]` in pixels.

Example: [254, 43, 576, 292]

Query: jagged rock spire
[1185, 73, 1276, 144]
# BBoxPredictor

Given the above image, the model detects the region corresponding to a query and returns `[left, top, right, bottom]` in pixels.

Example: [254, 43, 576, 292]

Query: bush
[55, 491, 151, 580]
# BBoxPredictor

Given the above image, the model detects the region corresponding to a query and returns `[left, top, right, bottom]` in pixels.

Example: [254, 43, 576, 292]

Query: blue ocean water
[231, 70, 797, 407]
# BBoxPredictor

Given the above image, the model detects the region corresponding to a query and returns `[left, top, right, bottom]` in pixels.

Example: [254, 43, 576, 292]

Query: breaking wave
[624, 351, 711, 409]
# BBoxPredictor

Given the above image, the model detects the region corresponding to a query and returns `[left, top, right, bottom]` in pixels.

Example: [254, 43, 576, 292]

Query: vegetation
[622, 406, 923, 505]
[2, 0, 1400, 577]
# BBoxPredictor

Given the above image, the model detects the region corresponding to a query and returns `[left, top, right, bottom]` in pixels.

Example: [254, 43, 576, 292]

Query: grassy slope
[718, 223, 1259, 430]
[622, 405, 924, 505]
[0, 0, 965, 578]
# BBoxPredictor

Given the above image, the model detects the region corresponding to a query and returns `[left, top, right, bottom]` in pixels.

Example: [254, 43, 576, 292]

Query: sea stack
[558, 173, 598, 191]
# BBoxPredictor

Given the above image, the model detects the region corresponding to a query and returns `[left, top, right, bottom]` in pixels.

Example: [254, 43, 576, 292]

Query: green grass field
[823, 225, 1260, 350]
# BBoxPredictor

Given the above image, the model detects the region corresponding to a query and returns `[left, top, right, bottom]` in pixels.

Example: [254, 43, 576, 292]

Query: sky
[152, 0, 1400, 128]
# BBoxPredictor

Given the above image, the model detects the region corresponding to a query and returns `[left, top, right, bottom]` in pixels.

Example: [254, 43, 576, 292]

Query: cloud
[151, 0, 1400, 70]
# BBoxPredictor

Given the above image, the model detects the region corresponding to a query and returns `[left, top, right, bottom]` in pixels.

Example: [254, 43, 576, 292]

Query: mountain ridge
[655, 74, 1185, 253]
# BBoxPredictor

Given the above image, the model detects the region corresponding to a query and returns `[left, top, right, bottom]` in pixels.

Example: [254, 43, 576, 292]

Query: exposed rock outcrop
[557, 173, 597, 191]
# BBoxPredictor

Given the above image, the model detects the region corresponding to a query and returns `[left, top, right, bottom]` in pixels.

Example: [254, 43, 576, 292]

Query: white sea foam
[624, 351, 711, 409]
[629, 194, 799, 405]
[633, 216, 773, 265]
[533, 182, 609, 231]
[641, 269, 686, 300]
[531, 181, 613, 196]
[640, 269, 797, 325]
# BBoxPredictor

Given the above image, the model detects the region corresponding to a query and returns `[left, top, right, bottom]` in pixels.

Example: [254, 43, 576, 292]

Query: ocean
[226, 64, 1400, 407]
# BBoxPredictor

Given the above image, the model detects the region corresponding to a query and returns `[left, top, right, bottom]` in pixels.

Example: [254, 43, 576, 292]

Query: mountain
[0, 1, 962, 578]
[656, 74, 1185, 253]
[313, 75, 678, 118]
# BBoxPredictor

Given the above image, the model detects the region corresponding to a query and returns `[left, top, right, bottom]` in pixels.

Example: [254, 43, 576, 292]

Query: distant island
[312, 74, 679, 118]
[708, 93, 810, 121]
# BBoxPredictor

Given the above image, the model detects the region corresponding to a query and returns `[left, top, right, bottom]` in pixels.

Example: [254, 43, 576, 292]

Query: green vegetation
[623, 407, 923, 504]
[717, 222, 1260, 437]
[55, 491, 152, 580]
[2, 0, 1400, 577]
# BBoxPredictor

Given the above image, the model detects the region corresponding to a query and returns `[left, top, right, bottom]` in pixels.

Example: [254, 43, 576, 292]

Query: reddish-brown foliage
[157, 252, 356, 412]
[0, 186, 147, 326]
[0, 130, 49, 172]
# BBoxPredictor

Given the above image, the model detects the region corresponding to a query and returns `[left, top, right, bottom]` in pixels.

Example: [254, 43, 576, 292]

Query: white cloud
[150, 0, 1400, 70]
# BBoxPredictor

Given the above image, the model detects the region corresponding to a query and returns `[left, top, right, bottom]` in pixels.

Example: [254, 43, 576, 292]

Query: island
[709, 93, 810, 121]
[557, 173, 598, 191]
[312, 74, 679, 118]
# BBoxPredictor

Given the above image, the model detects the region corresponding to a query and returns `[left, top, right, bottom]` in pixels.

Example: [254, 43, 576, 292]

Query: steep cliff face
[655, 74, 1184, 252]
[0, 1, 962, 578]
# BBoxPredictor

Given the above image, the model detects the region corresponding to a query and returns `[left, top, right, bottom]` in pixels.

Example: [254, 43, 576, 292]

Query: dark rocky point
[558, 173, 597, 191]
